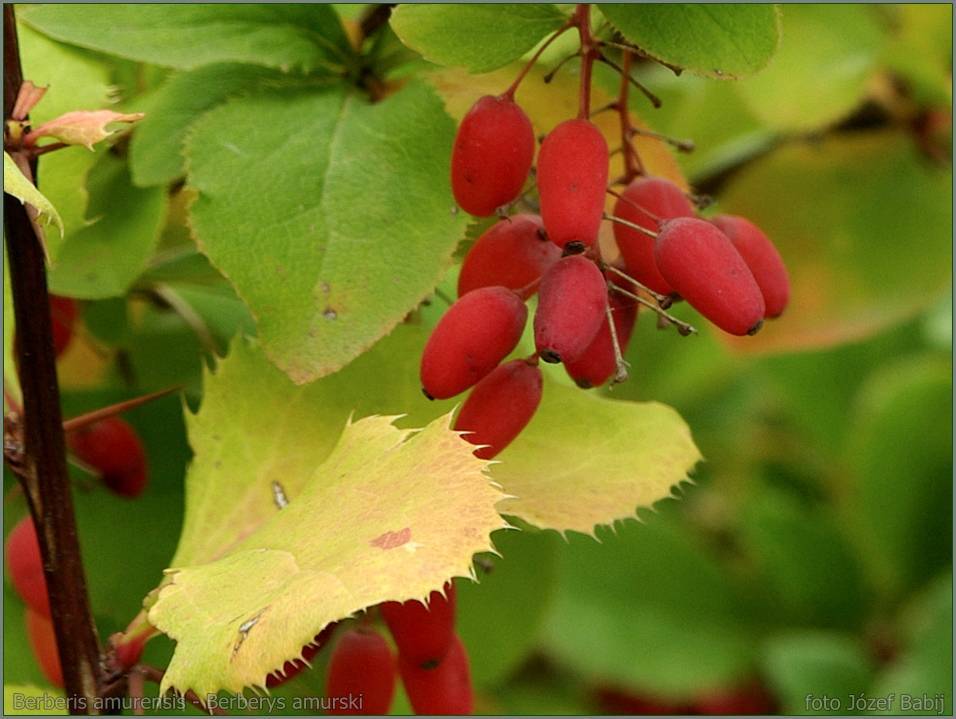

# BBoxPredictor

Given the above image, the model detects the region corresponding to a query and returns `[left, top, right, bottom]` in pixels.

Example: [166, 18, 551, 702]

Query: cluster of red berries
[267, 583, 471, 714]
[421, 87, 789, 459]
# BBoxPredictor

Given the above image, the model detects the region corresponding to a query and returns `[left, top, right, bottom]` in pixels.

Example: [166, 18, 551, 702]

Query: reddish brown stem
[574, 4, 597, 119]
[503, 20, 573, 99]
[62, 386, 181, 434]
[4, 6, 105, 712]
[615, 51, 643, 182]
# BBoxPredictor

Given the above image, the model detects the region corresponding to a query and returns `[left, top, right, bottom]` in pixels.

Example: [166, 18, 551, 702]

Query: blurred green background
[3, 3, 952, 716]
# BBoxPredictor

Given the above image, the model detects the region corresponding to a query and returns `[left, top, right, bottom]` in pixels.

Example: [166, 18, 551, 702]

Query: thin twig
[504, 20, 573, 99]
[597, 53, 662, 108]
[610, 282, 696, 335]
[605, 264, 671, 307]
[605, 297, 630, 384]
[62, 386, 181, 434]
[603, 212, 658, 239]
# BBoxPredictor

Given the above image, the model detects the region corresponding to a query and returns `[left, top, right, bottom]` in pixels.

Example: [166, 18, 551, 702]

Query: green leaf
[871, 574, 953, 715]
[17, 22, 113, 126]
[3, 151, 64, 237]
[542, 514, 758, 699]
[21, 5, 354, 73]
[186, 82, 466, 384]
[150, 343, 506, 696]
[736, 5, 885, 132]
[494, 384, 701, 534]
[761, 632, 874, 715]
[129, 64, 303, 187]
[598, 4, 780, 79]
[717, 132, 952, 353]
[456, 529, 560, 688]
[845, 358, 952, 599]
[3, 684, 67, 715]
[47, 154, 166, 299]
[739, 488, 868, 630]
[390, 4, 567, 73]
[37, 147, 100, 255]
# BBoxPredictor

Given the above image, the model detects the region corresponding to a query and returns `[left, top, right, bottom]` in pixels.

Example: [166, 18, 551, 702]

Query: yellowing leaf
[27, 110, 145, 150]
[151, 410, 507, 697]
[494, 383, 701, 535]
[3, 151, 63, 237]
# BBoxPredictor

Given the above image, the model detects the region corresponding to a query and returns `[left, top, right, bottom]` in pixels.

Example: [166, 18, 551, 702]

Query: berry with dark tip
[711, 214, 790, 319]
[654, 218, 765, 336]
[613, 177, 695, 296]
[537, 119, 609, 249]
[420, 287, 527, 399]
[534, 255, 607, 364]
[457, 214, 560, 299]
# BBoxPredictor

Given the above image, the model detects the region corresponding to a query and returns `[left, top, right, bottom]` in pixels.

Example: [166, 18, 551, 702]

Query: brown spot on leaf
[371, 527, 411, 550]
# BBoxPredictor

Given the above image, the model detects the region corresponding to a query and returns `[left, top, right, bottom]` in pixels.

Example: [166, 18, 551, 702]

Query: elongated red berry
[266, 622, 337, 687]
[26, 607, 63, 687]
[564, 291, 638, 389]
[711, 215, 790, 318]
[399, 634, 472, 715]
[451, 95, 535, 216]
[613, 177, 694, 296]
[455, 359, 542, 459]
[534, 255, 607, 363]
[457, 214, 560, 299]
[537, 119, 609, 248]
[655, 218, 765, 336]
[325, 628, 397, 715]
[421, 287, 527, 399]
[66, 417, 148, 498]
[50, 296, 78, 357]
[5, 516, 49, 618]
[380, 582, 455, 667]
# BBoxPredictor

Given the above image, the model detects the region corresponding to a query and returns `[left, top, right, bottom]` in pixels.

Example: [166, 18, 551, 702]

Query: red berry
[451, 95, 535, 216]
[694, 681, 776, 715]
[112, 632, 148, 671]
[655, 218, 765, 336]
[711, 215, 790, 318]
[420, 287, 527, 400]
[399, 634, 472, 715]
[325, 628, 397, 715]
[455, 359, 543, 459]
[5, 516, 50, 618]
[537, 119, 609, 249]
[564, 291, 638, 389]
[595, 686, 692, 715]
[380, 582, 455, 667]
[266, 622, 337, 687]
[613, 177, 695, 296]
[457, 214, 560, 299]
[26, 607, 63, 687]
[49, 296, 78, 357]
[534, 255, 607, 363]
[66, 417, 149, 498]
